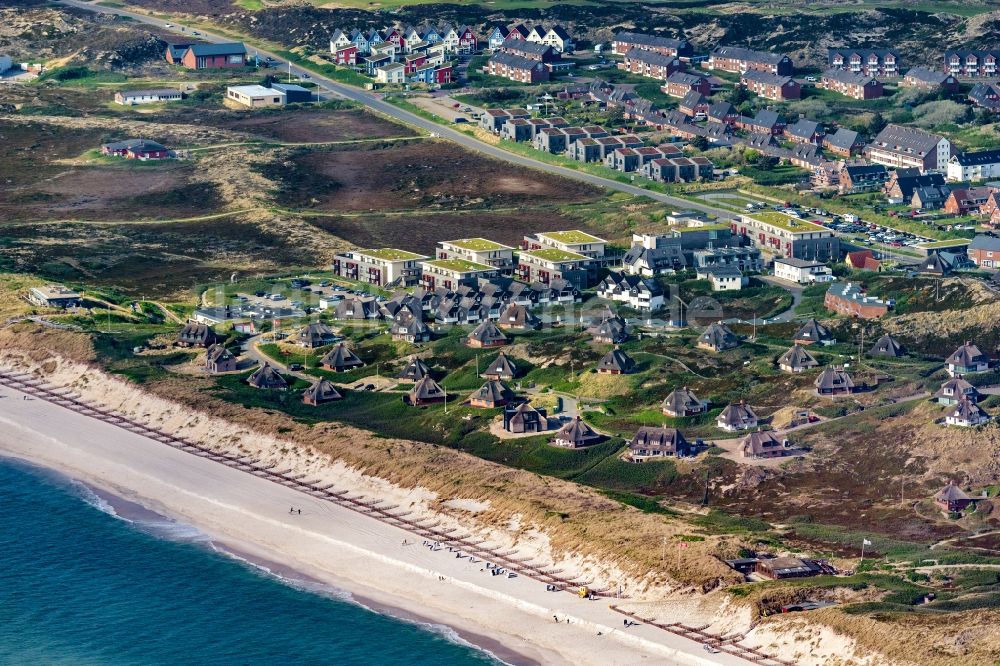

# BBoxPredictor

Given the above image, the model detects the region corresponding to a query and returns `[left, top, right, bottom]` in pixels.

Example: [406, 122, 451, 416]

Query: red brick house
[619, 48, 682, 80]
[935, 482, 974, 512]
[662, 71, 711, 98]
[740, 71, 801, 100]
[179, 43, 247, 70]
[944, 186, 995, 215]
[487, 53, 549, 83]
[824, 281, 889, 318]
[709, 46, 792, 75]
[821, 68, 884, 100]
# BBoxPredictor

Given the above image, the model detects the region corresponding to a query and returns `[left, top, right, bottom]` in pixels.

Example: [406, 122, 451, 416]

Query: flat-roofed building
[732, 212, 839, 261]
[420, 258, 499, 291]
[28, 285, 81, 308]
[226, 84, 286, 108]
[437, 238, 515, 272]
[331, 248, 427, 287]
[517, 248, 591, 288]
[522, 230, 607, 259]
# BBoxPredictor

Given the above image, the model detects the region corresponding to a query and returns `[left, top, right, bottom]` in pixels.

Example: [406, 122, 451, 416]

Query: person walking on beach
[297, 509, 301, 515]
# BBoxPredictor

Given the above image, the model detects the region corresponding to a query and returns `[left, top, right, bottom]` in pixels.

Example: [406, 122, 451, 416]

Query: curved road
[60, 0, 738, 221]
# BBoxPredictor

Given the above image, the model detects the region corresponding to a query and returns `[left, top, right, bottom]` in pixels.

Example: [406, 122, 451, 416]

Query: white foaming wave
[210, 545, 508, 664]
[210, 543, 358, 604]
[72, 480, 211, 543]
[71, 480, 123, 519]
[405, 620, 511, 666]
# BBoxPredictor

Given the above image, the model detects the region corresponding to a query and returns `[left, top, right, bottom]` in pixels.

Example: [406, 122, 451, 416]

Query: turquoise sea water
[0, 457, 501, 666]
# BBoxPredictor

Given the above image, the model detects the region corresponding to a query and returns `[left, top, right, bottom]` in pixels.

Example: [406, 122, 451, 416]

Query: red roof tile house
[845, 250, 882, 272]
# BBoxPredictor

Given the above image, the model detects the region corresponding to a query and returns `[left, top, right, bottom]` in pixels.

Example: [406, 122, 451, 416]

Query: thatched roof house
[321, 342, 364, 372]
[934, 481, 974, 512]
[302, 378, 342, 405]
[661, 387, 706, 417]
[247, 363, 288, 390]
[697, 322, 739, 352]
[503, 402, 549, 433]
[778, 344, 818, 373]
[628, 426, 690, 460]
[391, 314, 431, 344]
[297, 322, 337, 348]
[397, 356, 431, 381]
[497, 303, 541, 330]
[406, 375, 447, 406]
[484, 351, 518, 381]
[717, 401, 758, 432]
[205, 343, 237, 374]
[550, 417, 602, 448]
[175, 321, 217, 348]
[868, 334, 905, 358]
[741, 430, 785, 459]
[597, 346, 636, 374]
[588, 312, 629, 344]
[934, 376, 979, 405]
[792, 318, 833, 346]
[469, 380, 515, 408]
[947, 341, 990, 377]
[944, 397, 990, 427]
[814, 366, 855, 396]
[467, 320, 508, 348]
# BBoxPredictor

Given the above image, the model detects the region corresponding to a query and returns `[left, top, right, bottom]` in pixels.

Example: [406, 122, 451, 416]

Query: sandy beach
[0, 379, 750, 666]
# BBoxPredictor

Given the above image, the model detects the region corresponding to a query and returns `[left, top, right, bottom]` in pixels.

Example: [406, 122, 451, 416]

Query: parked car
[289, 363, 303, 371]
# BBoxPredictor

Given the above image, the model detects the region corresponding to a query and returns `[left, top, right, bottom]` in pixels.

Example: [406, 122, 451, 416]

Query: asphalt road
[60, 0, 738, 221]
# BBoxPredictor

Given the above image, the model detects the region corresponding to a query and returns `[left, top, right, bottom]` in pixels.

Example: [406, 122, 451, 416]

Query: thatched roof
[176, 321, 217, 346]
[467, 320, 508, 346]
[408, 375, 446, 404]
[302, 378, 342, 404]
[297, 322, 336, 347]
[718, 401, 757, 428]
[551, 417, 601, 447]
[597, 346, 635, 373]
[698, 322, 739, 351]
[398, 356, 431, 381]
[779, 344, 818, 371]
[205, 343, 233, 364]
[814, 366, 854, 392]
[498, 303, 540, 329]
[321, 342, 364, 371]
[869, 334, 905, 357]
[741, 430, 783, 457]
[935, 481, 971, 504]
[793, 318, 833, 344]
[247, 363, 288, 390]
[629, 426, 689, 456]
[662, 387, 703, 415]
[471, 379, 514, 405]
[947, 341, 988, 367]
[484, 351, 518, 380]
